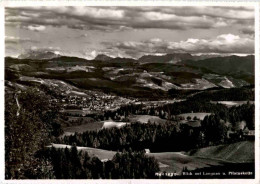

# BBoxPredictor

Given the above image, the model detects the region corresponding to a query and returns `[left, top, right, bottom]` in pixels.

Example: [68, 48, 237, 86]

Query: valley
[5, 52, 255, 179]
[4, 5, 256, 180]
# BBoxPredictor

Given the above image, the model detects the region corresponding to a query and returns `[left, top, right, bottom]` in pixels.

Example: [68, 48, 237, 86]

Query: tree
[201, 115, 228, 145]
[5, 88, 60, 179]
[90, 157, 103, 179]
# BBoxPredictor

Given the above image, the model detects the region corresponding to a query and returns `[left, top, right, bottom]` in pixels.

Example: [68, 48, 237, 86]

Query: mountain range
[5, 50, 254, 99]
[18, 50, 61, 60]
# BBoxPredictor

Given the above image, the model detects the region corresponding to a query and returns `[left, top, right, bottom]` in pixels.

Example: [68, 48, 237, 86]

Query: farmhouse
[144, 149, 150, 153]
[243, 128, 255, 139]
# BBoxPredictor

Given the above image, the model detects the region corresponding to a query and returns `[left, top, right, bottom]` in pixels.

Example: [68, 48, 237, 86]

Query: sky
[5, 6, 255, 59]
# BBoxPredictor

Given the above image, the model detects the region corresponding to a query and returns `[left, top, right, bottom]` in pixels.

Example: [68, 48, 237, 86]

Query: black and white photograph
[2, 2, 259, 182]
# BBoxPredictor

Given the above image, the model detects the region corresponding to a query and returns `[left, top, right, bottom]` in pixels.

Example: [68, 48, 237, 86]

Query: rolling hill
[18, 50, 60, 60]
[94, 54, 113, 61]
[187, 55, 254, 74]
[5, 53, 254, 99]
[188, 140, 254, 163]
[139, 53, 193, 64]
[49, 141, 254, 174]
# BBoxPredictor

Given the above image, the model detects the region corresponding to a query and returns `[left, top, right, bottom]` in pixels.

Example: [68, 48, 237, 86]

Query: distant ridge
[18, 50, 61, 60]
[139, 53, 193, 64]
[94, 54, 113, 61]
[184, 55, 254, 74]
[15, 50, 253, 64]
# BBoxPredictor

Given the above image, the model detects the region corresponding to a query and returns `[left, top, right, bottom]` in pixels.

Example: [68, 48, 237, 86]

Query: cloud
[5, 6, 254, 32]
[168, 34, 254, 54]
[90, 50, 97, 58]
[26, 25, 46, 31]
[5, 7, 254, 58]
[5, 36, 38, 44]
[105, 34, 254, 58]
[29, 46, 61, 52]
[137, 6, 254, 20]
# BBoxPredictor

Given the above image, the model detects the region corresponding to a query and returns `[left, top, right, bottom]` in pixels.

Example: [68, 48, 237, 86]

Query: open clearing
[148, 152, 225, 174]
[48, 144, 116, 160]
[63, 122, 104, 136]
[129, 115, 167, 124]
[102, 121, 128, 129]
[66, 116, 94, 122]
[61, 109, 92, 116]
[62, 120, 129, 136]
[177, 112, 211, 120]
[188, 140, 254, 163]
[210, 101, 254, 107]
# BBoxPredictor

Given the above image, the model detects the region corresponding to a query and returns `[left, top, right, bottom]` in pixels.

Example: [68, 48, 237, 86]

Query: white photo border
[0, 1, 259, 184]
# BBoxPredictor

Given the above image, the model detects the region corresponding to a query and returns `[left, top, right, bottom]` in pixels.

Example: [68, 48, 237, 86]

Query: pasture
[210, 101, 254, 108]
[129, 115, 167, 124]
[63, 119, 129, 136]
[61, 109, 92, 116]
[102, 121, 128, 129]
[48, 144, 116, 160]
[63, 122, 103, 136]
[149, 152, 225, 174]
[188, 140, 254, 163]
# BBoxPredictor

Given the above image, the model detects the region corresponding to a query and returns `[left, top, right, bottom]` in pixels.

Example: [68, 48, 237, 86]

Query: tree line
[60, 102, 254, 152]
[101, 98, 254, 128]
[38, 146, 159, 179]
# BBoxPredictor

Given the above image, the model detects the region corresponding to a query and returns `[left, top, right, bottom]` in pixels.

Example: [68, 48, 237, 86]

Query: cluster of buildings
[58, 93, 134, 112]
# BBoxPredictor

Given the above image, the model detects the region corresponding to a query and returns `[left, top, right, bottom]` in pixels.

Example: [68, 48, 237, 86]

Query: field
[48, 144, 116, 161]
[129, 115, 167, 124]
[210, 101, 254, 107]
[62, 120, 129, 136]
[61, 109, 93, 116]
[188, 140, 254, 163]
[66, 116, 94, 122]
[177, 112, 211, 120]
[102, 121, 128, 129]
[150, 141, 255, 174]
[63, 122, 103, 136]
[148, 152, 225, 174]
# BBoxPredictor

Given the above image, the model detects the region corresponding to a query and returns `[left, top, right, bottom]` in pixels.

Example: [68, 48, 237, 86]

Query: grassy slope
[49, 144, 226, 174]
[63, 122, 104, 135]
[50, 141, 254, 174]
[188, 141, 254, 163]
[128, 115, 167, 124]
[48, 144, 116, 160]
[148, 152, 225, 174]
